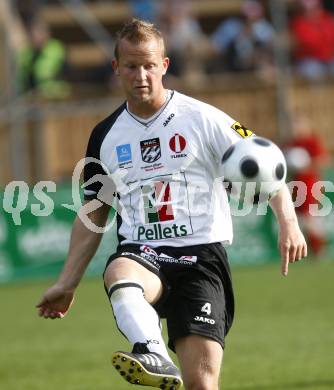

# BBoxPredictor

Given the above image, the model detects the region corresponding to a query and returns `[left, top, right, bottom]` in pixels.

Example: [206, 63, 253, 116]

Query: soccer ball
[221, 136, 287, 203]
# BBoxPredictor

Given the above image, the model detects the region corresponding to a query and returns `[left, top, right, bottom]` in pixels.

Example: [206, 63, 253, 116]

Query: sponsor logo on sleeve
[231, 122, 253, 138]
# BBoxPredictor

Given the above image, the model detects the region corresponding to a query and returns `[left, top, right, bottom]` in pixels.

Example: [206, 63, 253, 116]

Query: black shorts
[104, 242, 235, 352]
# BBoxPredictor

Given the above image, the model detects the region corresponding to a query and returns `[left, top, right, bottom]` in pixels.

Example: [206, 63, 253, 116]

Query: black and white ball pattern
[221, 136, 287, 202]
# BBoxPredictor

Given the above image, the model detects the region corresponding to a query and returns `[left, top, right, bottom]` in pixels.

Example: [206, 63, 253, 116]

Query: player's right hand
[36, 284, 75, 319]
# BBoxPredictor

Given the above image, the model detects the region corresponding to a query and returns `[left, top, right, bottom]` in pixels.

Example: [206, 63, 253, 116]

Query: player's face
[113, 38, 169, 106]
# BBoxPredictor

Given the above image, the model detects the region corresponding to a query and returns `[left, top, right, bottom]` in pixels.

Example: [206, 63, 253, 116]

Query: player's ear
[112, 59, 120, 76]
[162, 57, 169, 76]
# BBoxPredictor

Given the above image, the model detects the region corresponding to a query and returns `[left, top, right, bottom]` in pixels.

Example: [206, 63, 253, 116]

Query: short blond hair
[114, 18, 166, 59]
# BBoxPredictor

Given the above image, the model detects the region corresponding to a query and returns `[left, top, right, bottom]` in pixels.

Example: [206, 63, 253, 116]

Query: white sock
[109, 280, 172, 362]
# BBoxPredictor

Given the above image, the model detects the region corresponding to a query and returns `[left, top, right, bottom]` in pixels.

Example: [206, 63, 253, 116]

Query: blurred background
[0, 2, 334, 390]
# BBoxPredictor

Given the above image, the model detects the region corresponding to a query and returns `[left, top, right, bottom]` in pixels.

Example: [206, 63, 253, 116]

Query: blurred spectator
[129, 0, 159, 22]
[13, 0, 41, 28]
[290, 0, 334, 81]
[284, 113, 331, 256]
[158, 0, 209, 83]
[210, 0, 275, 79]
[322, 0, 334, 13]
[16, 20, 71, 98]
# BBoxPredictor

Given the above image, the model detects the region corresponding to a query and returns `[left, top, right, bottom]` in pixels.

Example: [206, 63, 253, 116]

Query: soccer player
[36, 19, 307, 390]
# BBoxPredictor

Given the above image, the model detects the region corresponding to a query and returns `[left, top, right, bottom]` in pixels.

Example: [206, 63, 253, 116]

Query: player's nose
[135, 66, 147, 81]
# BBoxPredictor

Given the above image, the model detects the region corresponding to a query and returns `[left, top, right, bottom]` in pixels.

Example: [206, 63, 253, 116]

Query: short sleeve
[82, 103, 126, 202]
[204, 105, 254, 163]
[83, 124, 108, 200]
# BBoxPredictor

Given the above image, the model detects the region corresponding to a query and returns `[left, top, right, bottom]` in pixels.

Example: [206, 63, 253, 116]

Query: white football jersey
[84, 91, 252, 247]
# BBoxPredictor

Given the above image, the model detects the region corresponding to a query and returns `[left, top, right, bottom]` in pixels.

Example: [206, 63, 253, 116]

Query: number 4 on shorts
[201, 302, 211, 315]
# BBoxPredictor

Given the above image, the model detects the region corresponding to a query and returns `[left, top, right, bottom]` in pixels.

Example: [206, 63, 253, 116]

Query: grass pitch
[0, 260, 333, 390]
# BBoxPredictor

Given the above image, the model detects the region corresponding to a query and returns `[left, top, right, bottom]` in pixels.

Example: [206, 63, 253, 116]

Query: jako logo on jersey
[194, 316, 216, 325]
[137, 181, 188, 240]
[163, 113, 175, 127]
[140, 138, 161, 163]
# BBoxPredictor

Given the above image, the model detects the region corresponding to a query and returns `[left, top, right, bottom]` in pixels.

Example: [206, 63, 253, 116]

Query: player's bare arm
[36, 201, 111, 319]
[269, 184, 307, 276]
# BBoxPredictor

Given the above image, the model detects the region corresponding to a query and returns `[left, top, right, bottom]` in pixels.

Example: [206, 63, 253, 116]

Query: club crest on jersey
[169, 133, 187, 159]
[140, 138, 161, 163]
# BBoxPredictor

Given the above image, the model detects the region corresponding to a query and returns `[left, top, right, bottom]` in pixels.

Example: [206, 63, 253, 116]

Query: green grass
[0, 260, 333, 390]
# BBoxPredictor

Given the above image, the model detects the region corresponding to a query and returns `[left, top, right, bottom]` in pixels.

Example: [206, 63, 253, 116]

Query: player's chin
[133, 88, 151, 99]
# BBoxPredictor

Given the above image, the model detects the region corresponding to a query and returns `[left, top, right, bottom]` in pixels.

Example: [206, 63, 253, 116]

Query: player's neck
[127, 89, 168, 119]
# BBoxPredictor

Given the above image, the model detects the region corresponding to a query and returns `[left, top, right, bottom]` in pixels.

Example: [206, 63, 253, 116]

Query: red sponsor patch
[169, 134, 186, 153]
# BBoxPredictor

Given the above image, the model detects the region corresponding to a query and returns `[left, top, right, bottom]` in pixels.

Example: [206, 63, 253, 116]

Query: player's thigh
[175, 334, 223, 390]
[104, 257, 163, 304]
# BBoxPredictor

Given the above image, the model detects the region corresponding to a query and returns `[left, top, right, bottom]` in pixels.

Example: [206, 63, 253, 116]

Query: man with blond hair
[36, 19, 307, 390]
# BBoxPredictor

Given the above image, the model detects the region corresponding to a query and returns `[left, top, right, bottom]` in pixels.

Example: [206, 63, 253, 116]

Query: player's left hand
[278, 221, 307, 276]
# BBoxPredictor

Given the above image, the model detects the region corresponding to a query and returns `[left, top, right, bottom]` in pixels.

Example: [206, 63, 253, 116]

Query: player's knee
[105, 279, 148, 311]
[103, 257, 163, 304]
[103, 257, 135, 286]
